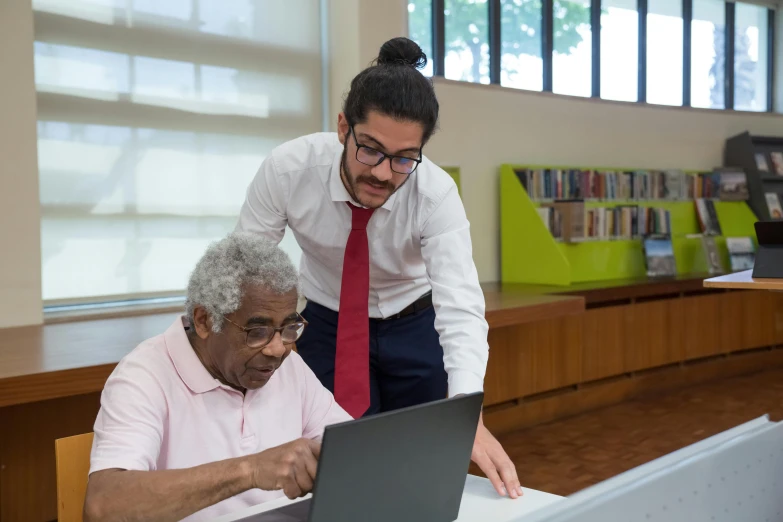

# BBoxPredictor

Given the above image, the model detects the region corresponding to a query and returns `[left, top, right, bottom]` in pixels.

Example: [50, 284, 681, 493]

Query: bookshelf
[500, 164, 759, 285]
[724, 131, 783, 221]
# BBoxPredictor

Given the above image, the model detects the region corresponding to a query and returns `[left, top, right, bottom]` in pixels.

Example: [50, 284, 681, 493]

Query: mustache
[356, 175, 393, 191]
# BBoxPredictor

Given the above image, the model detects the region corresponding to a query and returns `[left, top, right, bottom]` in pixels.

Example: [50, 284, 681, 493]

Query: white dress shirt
[235, 132, 488, 397]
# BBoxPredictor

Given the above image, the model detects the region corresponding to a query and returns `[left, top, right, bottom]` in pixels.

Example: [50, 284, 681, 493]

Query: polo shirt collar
[164, 316, 220, 394]
[328, 147, 398, 212]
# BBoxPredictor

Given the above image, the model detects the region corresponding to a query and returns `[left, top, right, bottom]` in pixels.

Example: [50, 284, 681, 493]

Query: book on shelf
[770, 152, 783, 176]
[701, 235, 724, 274]
[643, 236, 677, 277]
[516, 168, 721, 201]
[717, 168, 748, 201]
[695, 198, 722, 235]
[689, 171, 721, 199]
[755, 152, 771, 173]
[765, 192, 783, 219]
[725, 237, 756, 271]
[544, 205, 672, 241]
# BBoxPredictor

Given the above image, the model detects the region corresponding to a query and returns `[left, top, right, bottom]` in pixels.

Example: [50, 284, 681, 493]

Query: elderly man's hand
[471, 416, 523, 499]
[251, 438, 321, 499]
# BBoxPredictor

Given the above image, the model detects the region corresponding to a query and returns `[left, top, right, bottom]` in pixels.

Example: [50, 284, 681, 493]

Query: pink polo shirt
[89, 316, 351, 521]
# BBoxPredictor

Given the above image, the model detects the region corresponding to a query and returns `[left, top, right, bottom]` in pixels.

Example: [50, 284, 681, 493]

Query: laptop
[243, 391, 484, 522]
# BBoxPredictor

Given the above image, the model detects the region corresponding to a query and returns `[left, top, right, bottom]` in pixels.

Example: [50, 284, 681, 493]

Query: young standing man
[236, 37, 522, 499]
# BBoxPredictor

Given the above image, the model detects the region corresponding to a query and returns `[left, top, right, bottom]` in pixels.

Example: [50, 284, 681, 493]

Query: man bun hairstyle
[343, 37, 439, 144]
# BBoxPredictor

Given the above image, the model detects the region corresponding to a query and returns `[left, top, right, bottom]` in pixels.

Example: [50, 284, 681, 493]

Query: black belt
[382, 292, 433, 320]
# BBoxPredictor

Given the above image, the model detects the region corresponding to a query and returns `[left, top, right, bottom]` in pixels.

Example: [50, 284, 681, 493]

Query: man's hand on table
[471, 414, 523, 499]
[249, 438, 321, 499]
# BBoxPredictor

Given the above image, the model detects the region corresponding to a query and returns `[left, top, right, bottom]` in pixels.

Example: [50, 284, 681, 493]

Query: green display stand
[500, 164, 759, 285]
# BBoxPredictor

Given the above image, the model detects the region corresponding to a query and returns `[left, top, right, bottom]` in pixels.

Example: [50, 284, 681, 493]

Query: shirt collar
[327, 146, 399, 212]
[164, 316, 220, 394]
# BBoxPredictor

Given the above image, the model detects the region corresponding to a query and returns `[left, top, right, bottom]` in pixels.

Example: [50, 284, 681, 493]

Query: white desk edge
[209, 474, 564, 522]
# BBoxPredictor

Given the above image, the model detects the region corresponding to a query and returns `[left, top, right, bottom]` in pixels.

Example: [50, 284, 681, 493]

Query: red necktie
[334, 202, 375, 418]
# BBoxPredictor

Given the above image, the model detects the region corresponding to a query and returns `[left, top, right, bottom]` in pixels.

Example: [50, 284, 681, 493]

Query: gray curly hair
[185, 231, 300, 333]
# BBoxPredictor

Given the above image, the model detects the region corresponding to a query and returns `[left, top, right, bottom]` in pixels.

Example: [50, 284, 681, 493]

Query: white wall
[0, 0, 43, 328]
[340, 0, 783, 282]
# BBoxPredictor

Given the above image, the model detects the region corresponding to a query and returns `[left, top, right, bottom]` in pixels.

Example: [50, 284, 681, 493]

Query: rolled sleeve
[420, 185, 489, 398]
[89, 358, 167, 475]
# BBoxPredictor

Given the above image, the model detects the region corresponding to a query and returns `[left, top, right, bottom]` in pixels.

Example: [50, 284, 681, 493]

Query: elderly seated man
[83, 232, 351, 522]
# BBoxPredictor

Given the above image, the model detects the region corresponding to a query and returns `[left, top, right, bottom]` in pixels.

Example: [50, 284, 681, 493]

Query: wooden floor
[476, 367, 783, 497]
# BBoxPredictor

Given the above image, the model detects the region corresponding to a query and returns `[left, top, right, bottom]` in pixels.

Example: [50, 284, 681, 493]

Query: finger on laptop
[283, 474, 304, 500]
[293, 459, 314, 496]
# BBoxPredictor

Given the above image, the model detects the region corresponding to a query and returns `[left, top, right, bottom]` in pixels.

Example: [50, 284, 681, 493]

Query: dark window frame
[417, 0, 776, 113]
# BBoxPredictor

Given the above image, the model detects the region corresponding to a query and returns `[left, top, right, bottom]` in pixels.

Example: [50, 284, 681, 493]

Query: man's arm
[420, 181, 523, 499]
[420, 184, 489, 398]
[84, 438, 321, 522]
[235, 155, 289, 242]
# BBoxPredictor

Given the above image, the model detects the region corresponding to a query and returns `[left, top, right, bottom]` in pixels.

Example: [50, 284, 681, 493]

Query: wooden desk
[704, 269, 783, 291]
[490, 272, 719, 307]
[0, 288, 584, 410]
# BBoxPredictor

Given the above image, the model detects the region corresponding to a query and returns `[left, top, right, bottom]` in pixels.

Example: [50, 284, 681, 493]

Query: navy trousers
[296, 299, 448, 417]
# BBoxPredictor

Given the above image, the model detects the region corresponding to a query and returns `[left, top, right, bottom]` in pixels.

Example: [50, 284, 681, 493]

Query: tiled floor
[479, 368, 783, 497]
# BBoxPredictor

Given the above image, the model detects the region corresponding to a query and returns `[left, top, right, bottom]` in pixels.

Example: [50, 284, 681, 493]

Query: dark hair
[343, 37, 439, 144]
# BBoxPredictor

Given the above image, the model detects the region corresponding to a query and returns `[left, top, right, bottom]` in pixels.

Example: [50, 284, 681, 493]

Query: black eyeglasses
[223, 315, 308, 349]
[350, 126, 422, 175]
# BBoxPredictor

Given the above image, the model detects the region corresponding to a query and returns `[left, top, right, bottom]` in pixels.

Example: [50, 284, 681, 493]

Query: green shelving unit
[500, 164, 759, 286]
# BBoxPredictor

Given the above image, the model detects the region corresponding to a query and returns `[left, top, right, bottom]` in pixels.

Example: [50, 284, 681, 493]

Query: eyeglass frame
[222, 314, 308, 348]
[349, 125, 423, 175]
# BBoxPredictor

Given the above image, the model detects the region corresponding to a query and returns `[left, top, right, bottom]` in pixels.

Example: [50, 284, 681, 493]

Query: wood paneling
[582, 306, 628, 382]
[625, 299, 684, 372]
[719, 291, 745, 353]
[682, 294, 723, 360]
[485, 325, 528, 406]
[485, 315, 583, 405]
[741, 291, 778, 349]
[483, 347, 783, 436]
[0, 393, 101, 522]
[520, 316, 583, 396]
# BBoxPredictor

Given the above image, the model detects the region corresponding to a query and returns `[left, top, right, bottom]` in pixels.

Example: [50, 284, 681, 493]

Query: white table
[211, 474, 564, 522]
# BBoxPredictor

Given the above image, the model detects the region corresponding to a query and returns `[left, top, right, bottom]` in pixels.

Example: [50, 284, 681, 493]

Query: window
[414, 0, 776, 114]
[500, 0, 543, 91]
[734, 2, 768, 111]
[34, 0, 318, 302]
[408, 0, 435, 76]
[552, 0, 592, 97]
[647, 0, 684, 105]
[691, 0, 726, 109]
[444, 0, 490, 83]
[601, 0, 639, 102]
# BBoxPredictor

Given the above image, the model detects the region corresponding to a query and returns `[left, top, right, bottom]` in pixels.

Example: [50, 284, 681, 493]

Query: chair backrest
[55, 432, 94, 522]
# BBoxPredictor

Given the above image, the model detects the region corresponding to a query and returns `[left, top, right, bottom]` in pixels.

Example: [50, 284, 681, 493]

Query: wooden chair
[55, 432, 94, 522]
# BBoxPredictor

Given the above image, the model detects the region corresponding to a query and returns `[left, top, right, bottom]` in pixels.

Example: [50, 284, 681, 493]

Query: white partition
[518, 415, 783, 522]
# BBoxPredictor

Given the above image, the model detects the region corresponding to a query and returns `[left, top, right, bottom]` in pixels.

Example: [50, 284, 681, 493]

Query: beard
[340, 145, 397, 208]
